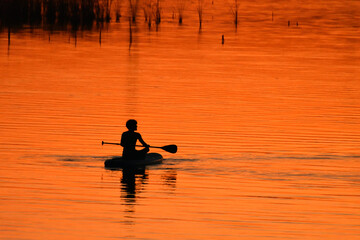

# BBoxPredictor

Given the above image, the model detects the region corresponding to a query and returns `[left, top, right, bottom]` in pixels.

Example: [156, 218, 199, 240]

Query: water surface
[0, 0, 360, 239]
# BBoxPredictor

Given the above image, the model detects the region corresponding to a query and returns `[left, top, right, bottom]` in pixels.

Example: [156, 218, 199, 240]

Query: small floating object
[104, 153, 163, 169]
[222, 35, 224, 44]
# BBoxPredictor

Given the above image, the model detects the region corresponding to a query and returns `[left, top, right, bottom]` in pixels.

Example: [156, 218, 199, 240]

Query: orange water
[0, 0, 360, 239]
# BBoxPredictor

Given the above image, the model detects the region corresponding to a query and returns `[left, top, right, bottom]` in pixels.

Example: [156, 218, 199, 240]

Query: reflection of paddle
[101, 141, 177, 154]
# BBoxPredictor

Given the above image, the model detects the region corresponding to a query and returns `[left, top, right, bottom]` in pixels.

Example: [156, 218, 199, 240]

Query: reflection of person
[120, 119, 149, 160]
[121, 168, 148, 199]
[120, 167, 148, 219]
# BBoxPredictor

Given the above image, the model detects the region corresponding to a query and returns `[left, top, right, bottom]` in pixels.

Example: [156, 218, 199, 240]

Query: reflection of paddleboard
[104, 153, 163, 168]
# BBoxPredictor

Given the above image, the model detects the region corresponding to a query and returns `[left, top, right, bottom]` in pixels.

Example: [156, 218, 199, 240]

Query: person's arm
[120, 132, 126, 147]
[138, 133, 150, 148]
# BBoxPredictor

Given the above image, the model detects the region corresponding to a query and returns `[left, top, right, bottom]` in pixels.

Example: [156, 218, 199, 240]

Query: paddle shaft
[102, 141, 177, 154]
[102, 141, 162, 149]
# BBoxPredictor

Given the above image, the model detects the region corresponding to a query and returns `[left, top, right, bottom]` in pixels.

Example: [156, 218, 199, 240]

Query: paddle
[101, 141, 177, 154]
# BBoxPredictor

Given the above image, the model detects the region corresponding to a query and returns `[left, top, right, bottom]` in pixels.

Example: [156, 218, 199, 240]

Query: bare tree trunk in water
[129, 17, 132, 49]
[234, 0, 239, 27]
[8, 27, 11, 46]
[197, 0, 204, 30]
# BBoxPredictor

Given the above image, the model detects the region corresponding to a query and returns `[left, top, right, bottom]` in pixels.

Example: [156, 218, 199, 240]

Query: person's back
[121, 131, 140, 156]
[121, 119, 149, 160]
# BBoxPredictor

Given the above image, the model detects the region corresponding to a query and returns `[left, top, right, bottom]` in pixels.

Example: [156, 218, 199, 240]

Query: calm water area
[0, 0, 360, 239]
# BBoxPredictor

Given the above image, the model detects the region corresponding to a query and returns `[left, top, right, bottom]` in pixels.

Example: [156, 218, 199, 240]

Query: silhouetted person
[121, 119, 149, 160]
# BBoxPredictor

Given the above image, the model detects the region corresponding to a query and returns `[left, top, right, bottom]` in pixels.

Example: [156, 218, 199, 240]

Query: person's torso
[122, 131, 140, 152]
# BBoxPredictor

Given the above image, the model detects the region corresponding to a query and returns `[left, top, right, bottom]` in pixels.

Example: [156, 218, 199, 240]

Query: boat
[104, 153, 163, 168]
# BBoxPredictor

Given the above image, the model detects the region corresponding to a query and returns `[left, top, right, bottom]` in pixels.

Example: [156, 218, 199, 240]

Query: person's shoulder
[122, 131, 131, 137]
[122, 131, 140, 137]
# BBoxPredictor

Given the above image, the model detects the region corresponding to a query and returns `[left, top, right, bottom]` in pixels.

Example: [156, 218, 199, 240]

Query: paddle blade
[161, 145, 177, 154]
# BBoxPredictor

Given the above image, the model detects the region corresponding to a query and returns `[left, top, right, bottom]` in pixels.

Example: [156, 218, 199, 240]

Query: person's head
[126, 119, 137, 131]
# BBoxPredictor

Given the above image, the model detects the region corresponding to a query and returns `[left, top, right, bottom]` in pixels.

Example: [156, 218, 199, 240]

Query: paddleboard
[104, 153, 163, 168]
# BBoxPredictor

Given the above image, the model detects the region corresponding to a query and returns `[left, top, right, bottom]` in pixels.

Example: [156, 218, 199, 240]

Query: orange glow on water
[0, 0, 360, 239]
